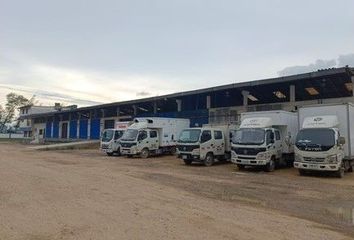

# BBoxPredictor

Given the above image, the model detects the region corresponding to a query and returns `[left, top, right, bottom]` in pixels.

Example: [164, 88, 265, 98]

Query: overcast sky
[1, 0, 354, 107]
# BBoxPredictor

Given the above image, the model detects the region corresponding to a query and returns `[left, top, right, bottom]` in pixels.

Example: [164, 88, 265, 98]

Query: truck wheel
[204, 153, 214, 167]
[265, 157, 275, 172]
[184, 159, 192, 165]
[170, 147, 177, 155]
[335, 164, 345, 178]
[106, 152, 114, 156]
[140, 148, 150, 158]
[298, 169, 307, 176]
[116, 148, 121, 156]
[237, 164, 245, 170]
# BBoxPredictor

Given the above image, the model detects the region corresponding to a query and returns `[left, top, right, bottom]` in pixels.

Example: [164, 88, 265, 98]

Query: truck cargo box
[298, 103, 354, 160]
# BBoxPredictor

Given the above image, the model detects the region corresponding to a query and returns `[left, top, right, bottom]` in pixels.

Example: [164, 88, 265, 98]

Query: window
[275, 130, 281, 141]
[150, 131, 157, 138]
[201, 130, 212, 143]
[138, 131, 147, 141]
[214, 130, 223, 140]
[39, 129, 43, 135]
[266, 130, 273, 145]
[114, 130, 124, 140]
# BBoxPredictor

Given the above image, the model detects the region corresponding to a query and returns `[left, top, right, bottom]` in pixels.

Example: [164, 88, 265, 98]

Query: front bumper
[294, 162, 340, 171]
[178, 152, 201, 161]
[101, 148, 113, 153]
[231, 157, 268, 166]
[121, 148, 138, 155]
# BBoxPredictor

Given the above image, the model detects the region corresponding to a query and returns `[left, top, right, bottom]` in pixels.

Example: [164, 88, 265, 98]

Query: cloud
[278, 53, 354, 77]
[0, 55, 192, 107]
[136, 91, 151, 97]
[337, 53, 354, 67]
[278, 59, 337, 76]
[0, 84, 103, 106]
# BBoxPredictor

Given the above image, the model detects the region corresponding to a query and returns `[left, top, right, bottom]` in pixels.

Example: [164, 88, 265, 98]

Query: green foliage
[0, 93, 35, 132]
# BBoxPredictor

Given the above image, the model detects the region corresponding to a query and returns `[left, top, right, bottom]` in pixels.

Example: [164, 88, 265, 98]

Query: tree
[0, 93, 35, 132]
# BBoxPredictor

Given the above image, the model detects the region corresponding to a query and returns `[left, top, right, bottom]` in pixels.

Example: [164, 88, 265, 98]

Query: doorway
[61, 122, 68, 139]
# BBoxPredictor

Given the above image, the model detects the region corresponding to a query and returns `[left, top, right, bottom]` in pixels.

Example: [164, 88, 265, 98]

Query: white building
[18, 105, 56, 138]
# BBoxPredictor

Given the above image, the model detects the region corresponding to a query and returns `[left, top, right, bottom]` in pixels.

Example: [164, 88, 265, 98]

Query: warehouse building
[21, 67, 354, 141]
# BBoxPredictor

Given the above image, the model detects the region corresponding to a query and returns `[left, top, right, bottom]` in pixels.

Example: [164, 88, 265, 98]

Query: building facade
[22, 67, 354, 141]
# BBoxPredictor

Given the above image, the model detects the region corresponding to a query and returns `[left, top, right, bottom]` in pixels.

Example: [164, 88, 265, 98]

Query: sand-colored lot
[0, 143, 353, 240]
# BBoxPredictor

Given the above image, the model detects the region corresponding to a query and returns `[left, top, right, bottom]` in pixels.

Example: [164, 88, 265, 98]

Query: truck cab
[177, 126, 234, 166]
[231, 111, 298, 172]
[120, 118, 190, 158]
[231, 124, 283, 171]
[294, 115, 350, 177]
[120, 128, 160, 158]
[100, 129, 126, 156]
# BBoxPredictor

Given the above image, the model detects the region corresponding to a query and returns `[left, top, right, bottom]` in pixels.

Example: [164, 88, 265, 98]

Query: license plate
[308, 164, 319, 169]
[182, 155, 187, 159]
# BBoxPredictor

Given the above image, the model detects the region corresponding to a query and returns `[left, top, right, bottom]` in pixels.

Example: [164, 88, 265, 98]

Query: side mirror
[285, 135, 291, 145]
[338, 137, 345, 145]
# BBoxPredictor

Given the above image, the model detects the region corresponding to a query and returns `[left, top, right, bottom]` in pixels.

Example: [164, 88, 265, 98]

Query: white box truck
[294, 103, 354, 178]
[100, 121, 130, 156]
[177, 124, 238, 166]
[231, 111, 298, 171]
[120, 117, 190, 158]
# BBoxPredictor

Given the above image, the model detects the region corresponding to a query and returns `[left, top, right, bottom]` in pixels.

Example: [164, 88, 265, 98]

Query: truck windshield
[101, 130, 114, 142]
[232, 128, 265, 145]
[178, 129, 201, 143]
[121, 129, 138, 141]
[296, 128, 335, 151]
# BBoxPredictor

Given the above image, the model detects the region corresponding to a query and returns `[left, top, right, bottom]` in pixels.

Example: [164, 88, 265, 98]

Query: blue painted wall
[79, 119, 88, 139]
[52, 121, 59, 138]
[69, 120, 77, 139]
[90, 118, 100, 139]
[45, 122, 52, 138]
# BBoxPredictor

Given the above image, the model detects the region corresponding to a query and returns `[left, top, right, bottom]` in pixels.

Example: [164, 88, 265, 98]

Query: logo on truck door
[314, 117, 323, 122]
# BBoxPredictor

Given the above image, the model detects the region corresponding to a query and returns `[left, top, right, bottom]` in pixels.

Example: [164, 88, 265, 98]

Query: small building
[18, 103, 77, 140]
[22, 67, 354, 142]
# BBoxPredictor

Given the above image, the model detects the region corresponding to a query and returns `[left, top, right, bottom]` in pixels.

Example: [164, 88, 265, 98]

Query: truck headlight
[257, 152, 268, 159]
[192, 148, 200, 155]
[327, 155, 338, 163]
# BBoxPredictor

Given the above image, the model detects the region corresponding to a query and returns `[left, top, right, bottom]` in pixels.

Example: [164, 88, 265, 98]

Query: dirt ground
[0, 143, 354, 240]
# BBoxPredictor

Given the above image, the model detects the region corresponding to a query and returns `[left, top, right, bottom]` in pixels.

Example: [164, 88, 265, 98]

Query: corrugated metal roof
[21, 67, 354, 119]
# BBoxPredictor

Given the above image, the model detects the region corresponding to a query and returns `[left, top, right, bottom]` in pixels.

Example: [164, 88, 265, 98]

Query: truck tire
[344, 160, 352, 172]
[204, 153, 214, 167]
[184, 159, 192, 165]
[237, 164, 245, 170]
[170, 147, 177, 155]
[140, 148, 150, 158]
[116, 148, 121, 156]
[265, 157, 275, 172]
[298, 169, 307, 176]
[106, 152, 114, 156]
[335, 164, 345, 178]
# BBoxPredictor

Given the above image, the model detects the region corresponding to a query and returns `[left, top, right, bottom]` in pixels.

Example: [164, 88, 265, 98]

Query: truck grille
[232, 147, 266, 156]
[177, 145, 199, 152]
[303, 157, 326, 163]
[120, 142, 136, 148]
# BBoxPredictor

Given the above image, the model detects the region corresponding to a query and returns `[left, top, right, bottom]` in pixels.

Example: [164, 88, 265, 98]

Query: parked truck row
[100, 103, 354, 178]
